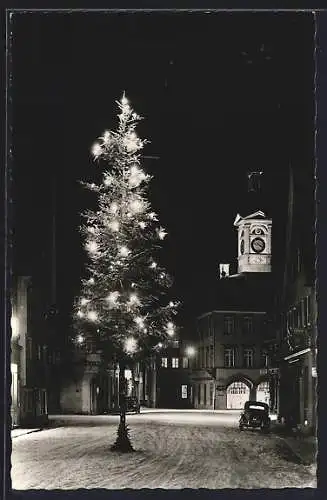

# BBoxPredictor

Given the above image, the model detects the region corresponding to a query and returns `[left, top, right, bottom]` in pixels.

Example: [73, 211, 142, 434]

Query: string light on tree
[134, 316, 145, 329]
[128, 293, 140, 307]
[87, 310, 98, 322]
[119, 246, 130, 257]
[149, 261, 157, 269]
[157, 227, 168, 240]
[86, 240, 98, 254]
[129, 198, 144, 214]
[108, 220, 120, 232]
[110, 202, 119, 214]
[102, 130, 111, 145]
[77, 310, 84, 318]
[92, 142, 103, 159]
[121, 93, 129, 106]
[139, 221, 146, 229]
[166, 321, 175, 336]
[81, 298, 90, 306]
[128, 165, 147, 188]
[76, 334, 84, 344]
[124, 336, 137, 354]
[106, 291, 120, 308]
[104, 176, 112, 186]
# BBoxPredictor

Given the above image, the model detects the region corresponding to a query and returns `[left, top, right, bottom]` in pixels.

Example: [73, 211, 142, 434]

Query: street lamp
[185, 346, 196, 358]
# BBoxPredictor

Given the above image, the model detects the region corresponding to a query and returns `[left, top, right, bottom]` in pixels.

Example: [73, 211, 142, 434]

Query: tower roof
[234, 210, 270, 226]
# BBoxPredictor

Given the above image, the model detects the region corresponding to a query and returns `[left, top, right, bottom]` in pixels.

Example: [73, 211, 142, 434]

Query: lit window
[224, 348, 235, 367]
[244, 348, 254, 368]
[172, 357, 179, 368]
[161, 357, 168, 368]
[224, 316, 234, 335]
[182, 357, 189, 368]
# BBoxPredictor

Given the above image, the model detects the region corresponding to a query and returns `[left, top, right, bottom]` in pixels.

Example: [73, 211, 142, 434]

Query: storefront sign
[181, 385, 187, 399]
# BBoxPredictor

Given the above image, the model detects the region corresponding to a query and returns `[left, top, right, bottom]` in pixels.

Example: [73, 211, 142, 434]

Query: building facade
[191, 310, 271, 410]
[10, 276, 48, 427]
[154, 339, 194, 409]
[276, 164, 317, 434]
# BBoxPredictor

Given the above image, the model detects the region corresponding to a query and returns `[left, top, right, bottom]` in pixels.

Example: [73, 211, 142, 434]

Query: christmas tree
[75, 94, 179, 452]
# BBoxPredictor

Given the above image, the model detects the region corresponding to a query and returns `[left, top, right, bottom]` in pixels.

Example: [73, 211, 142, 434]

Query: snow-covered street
[11, 411, 316, 490]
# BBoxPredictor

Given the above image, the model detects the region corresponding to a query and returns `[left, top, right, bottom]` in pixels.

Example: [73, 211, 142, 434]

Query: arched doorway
[226, 381, 250, 409]
[256, 381, 270, 405]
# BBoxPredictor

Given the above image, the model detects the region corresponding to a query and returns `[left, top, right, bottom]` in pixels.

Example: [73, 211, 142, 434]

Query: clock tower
[234, 210, 272, 274]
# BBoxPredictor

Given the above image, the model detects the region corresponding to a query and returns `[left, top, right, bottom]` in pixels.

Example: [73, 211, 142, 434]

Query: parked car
[239, 401, 271, 433]
[126, 396, 141, 414]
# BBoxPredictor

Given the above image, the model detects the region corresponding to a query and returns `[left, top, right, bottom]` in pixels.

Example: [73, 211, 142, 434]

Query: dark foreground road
[11, 410, 316, 489]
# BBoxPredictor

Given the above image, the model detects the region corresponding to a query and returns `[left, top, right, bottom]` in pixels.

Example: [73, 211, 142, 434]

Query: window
[209, 345, 214, 367]
[224, 316, 234, 335]
[204, 384, 207, 405]
[161, 357, 168, 368]
[304, 297, 309, 326]
[208, 316, 214, 338]
[209, 383, 214, 406]
[182, 357, 189, 369]
[307, 295, 312, 326]
[244, 348, 254, 368]
[198, 384, 201, 405]
[243, 317, 253, 335]
[228, 381, 248, 394]
[206, 346, 210, 367]
[172, 357, 179, 368]
[224, 347, 235, 367]
[27, 338, 33, 361]
[171, 340, 179, 348]
[261, 349, 268, 368]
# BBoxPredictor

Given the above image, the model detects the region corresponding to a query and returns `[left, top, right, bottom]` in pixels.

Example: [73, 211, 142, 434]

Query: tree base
[110, 422, 135, 453]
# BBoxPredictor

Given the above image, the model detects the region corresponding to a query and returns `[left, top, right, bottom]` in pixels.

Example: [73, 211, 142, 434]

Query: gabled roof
[234, 210, 269, 226]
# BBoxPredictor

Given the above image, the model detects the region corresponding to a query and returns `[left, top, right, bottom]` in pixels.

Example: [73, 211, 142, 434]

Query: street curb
[276, 436, 316, 466]
[11, 428, 43, 439]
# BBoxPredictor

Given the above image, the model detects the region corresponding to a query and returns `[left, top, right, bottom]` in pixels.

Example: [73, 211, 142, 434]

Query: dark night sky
[11, 11, 315, 332]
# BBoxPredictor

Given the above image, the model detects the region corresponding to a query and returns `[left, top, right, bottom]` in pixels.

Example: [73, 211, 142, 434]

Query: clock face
[251, 237, 265, 253]
[240, 239, 245, 255]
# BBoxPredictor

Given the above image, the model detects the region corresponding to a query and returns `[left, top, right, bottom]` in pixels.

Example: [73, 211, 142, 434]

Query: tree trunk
[110, 359, 134, 453]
